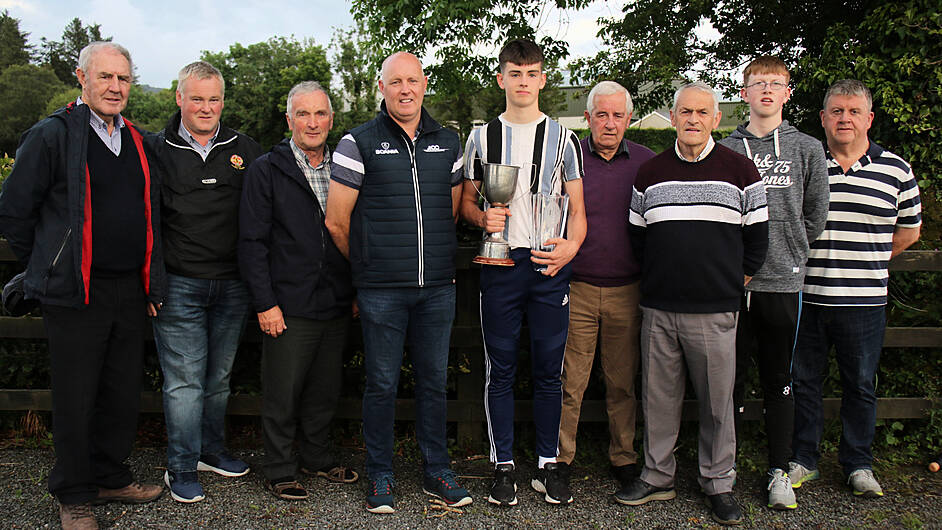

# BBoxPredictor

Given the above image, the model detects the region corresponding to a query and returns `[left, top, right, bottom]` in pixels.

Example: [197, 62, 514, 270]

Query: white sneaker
[848, 468, 883, 498]
[787, 461, 819, 489]
[767, 468, 797, 510]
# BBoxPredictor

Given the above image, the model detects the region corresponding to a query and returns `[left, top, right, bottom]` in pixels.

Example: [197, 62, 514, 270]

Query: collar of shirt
[587, 136, 630, 160]
[290, 138, 331, 171]
[825, 140, 882, 173]
[674, 135, 715, 163]
[77, 97, 124, 155]
[178, 120, 219, 153]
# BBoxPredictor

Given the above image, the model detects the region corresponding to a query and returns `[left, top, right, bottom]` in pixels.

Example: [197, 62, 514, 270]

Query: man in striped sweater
[788, 80, 921, 499]
[618, 82, 768, 527]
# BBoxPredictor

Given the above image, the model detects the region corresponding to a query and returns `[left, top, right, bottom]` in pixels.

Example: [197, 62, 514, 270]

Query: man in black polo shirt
[147, 61, 261, 504]
[0, 41, 165, 529]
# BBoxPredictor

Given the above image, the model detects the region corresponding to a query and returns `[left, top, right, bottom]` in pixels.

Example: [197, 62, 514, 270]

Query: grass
[901, 512, 925, 530]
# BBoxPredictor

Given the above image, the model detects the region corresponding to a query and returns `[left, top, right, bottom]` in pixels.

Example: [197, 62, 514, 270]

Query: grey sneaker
[767, 468, 797, 510]
[847, 468, 883, 498]
[787, 461, 819, 489]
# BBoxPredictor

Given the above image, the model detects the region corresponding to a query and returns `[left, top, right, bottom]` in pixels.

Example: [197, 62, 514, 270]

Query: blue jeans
[358, 284, 455, 480]
[791, 303, 885, 476]
[153, 273, 250, 473]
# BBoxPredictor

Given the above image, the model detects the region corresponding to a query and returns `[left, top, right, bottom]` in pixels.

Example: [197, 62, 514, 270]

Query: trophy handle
[520, 162, 537, 194]
[463, 146, 489, 204]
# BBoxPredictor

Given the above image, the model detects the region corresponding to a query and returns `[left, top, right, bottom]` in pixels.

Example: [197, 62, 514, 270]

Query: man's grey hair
[586, 81, 633, 116]
[823, 79, 872, 112]
[286, 81, 332, 115]
[177, 60, 225, 96]
[672, 81, 719, 115]
[77, 41, 133, 75]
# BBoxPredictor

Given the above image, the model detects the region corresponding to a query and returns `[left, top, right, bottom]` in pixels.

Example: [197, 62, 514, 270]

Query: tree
[0, 65, 66, 154]
[0, 10, 31, 70]
[202, 37, 332, 150]
[328, 25, 380, 144]
[350, 0, 590, 137]
[793, 0, 942, 236]
[40, 18, 109, 87]
[123, 85, 177, 133]
[569, 1, 875, 115]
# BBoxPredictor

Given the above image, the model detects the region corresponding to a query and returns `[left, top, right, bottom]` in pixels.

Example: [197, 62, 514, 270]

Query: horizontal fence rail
[1, 240, 940, 445]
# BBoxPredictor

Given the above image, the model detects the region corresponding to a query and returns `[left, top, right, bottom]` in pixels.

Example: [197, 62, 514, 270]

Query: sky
[2, 0, 626, 88]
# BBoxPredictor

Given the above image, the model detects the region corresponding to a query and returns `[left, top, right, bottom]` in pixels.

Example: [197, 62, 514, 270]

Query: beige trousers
[558, 280, 641, 466]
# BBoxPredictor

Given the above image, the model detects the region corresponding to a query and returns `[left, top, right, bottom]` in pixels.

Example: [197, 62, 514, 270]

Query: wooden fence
[0, 241, 939, 447]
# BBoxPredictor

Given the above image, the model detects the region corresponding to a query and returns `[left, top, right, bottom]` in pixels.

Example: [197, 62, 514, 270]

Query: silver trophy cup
[473, 163, 520, 266]
[531, 192, 569, 272]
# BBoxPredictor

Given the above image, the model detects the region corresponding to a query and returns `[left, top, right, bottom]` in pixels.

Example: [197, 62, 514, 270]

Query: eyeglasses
[745, 81, 788, 91]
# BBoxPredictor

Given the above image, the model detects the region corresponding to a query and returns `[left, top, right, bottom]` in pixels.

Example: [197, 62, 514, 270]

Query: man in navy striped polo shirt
[789, 80, 921, 498]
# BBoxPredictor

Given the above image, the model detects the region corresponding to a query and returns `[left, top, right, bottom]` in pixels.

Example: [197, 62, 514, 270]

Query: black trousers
[261, 315, 350, 480]
[733, 291, 800, 471]
[42, 274, 147, 504]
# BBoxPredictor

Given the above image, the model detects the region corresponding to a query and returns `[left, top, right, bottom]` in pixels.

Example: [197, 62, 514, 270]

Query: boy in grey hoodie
[718, 56, 829, 511]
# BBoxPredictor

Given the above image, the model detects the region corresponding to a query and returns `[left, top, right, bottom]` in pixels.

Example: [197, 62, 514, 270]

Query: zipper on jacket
[165, 134, 238, 159]
[402, 134, 425, 287]
[47, 227, 72, 274]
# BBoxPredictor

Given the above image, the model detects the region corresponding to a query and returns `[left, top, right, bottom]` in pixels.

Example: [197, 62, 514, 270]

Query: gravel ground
[1, 446, 940, 529]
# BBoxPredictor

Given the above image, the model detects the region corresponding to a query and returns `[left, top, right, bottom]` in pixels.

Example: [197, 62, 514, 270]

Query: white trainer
[848, 468, 884, 498]
[767, 468, 797, 510]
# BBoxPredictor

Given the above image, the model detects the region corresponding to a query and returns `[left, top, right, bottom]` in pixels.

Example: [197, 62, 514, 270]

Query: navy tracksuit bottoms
[480, 248, 571, 463]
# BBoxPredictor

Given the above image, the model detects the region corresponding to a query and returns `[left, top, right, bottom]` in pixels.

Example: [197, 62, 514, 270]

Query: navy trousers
[480, 248, 571, 463]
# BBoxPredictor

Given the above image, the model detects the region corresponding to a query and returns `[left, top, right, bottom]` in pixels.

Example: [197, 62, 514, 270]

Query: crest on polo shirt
[230, 154, 245, 170]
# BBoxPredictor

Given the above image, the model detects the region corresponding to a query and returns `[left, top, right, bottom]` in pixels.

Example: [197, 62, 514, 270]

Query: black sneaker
[531, 462, 573, 504]
[707, 492, 743, 526]
[614, 478, 676, 506]
[611, 463, 638, 489]
[488, 463, 518, 506]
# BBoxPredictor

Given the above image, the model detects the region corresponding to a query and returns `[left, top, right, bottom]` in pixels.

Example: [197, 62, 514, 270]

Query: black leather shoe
[614, 478, 675, 506]
[707, 492, 743, 525]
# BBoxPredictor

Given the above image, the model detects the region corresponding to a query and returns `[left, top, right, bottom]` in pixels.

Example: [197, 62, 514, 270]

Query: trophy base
[474, 240, 514, 266]
[473, 256, 515, 266]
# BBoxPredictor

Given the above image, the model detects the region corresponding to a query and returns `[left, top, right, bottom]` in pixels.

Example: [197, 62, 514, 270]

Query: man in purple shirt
[557, 81, 655, 495]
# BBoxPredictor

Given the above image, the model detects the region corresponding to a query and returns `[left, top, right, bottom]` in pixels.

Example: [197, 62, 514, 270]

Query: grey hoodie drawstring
[741, 127, 781, 159]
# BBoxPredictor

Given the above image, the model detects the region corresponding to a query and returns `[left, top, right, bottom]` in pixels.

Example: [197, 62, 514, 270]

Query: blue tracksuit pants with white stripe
[480, 248, 572, 463]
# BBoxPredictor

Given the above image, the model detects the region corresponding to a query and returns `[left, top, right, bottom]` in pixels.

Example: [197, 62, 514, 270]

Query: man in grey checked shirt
[239, 81, 358, 500]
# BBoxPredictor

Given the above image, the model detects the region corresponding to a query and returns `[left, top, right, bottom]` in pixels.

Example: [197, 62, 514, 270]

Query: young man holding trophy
[459, 39, 586, 507]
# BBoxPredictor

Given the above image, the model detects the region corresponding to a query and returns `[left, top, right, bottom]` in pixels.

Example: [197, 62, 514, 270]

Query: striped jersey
[629, 142, 769, 313]
[464, 114, 583, 249]
[803, 142, 921, 306]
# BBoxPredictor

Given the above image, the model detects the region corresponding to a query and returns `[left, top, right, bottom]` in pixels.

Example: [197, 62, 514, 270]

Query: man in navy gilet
[326, 52, 471, 514]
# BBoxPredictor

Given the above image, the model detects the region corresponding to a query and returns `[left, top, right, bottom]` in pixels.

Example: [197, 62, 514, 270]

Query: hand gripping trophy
[466, 151, 534, 266]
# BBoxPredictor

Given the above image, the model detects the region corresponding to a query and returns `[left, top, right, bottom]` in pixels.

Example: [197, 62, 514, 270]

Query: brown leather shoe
[59, 502, 99, 530]
[95, 481, 164, 504]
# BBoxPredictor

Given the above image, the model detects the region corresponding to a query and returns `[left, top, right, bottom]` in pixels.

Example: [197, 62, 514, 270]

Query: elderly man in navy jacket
[239, 81, 357, 501]
[0, 41, 165, 529]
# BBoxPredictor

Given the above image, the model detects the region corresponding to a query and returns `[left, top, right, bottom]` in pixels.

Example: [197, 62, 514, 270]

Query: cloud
[10, 0, 354, 87]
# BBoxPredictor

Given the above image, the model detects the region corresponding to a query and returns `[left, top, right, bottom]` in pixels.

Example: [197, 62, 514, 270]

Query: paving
[1, 444, 940, 529]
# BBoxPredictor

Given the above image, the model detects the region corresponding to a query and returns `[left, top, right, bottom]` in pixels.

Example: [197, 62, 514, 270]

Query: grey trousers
[261, 315, 350, 480]
[639, 307, 738, 495]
